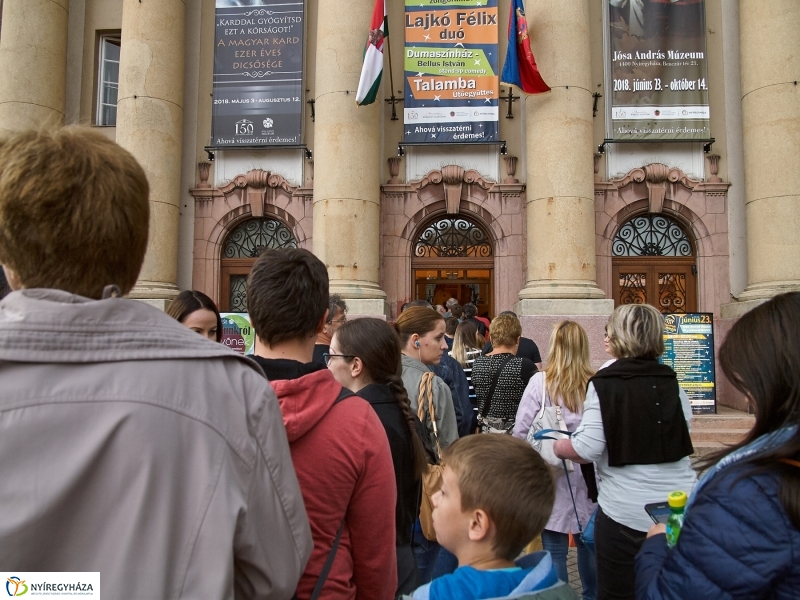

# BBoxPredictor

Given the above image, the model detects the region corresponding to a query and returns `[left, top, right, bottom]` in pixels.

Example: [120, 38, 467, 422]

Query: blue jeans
[430, 546, 459, 580]
[411, 521, 440, 585]
[541, 529, 597, 600]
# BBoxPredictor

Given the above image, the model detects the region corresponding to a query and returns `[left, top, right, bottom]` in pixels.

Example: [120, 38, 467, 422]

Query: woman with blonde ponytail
[513, 321, 597, 600]
[328, 318, 429, 596]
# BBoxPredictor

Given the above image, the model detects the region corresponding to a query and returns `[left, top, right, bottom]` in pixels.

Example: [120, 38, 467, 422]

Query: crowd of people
[1, 127, 799, 600]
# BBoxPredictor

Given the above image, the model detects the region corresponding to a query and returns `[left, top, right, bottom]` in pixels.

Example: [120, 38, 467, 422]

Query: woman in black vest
[327, 318, 429, 596]
[554, 303, 696, 600]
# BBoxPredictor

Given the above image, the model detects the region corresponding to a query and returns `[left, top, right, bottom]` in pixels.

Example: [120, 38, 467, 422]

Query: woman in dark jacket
[327, 318, 429, 596]
[634, 292, 800, 599]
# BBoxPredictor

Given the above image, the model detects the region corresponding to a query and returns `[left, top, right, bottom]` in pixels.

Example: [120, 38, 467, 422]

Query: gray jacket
[401, 355, 458, 452]
[0, 289, 312, 599]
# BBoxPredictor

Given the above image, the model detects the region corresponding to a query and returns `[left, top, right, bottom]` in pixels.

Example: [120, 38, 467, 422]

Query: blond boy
[409, 435, 578, 600]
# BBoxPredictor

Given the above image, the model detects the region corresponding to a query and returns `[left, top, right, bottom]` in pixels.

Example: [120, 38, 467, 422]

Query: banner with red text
[404, 0, 499, 144]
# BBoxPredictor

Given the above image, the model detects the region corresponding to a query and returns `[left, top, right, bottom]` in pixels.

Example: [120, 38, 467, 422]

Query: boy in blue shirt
[408, 435, 578, 600]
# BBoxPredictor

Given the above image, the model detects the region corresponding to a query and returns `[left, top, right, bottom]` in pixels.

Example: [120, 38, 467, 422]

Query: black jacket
[356, 383, 420, 545]
[590, 358, 693, 467]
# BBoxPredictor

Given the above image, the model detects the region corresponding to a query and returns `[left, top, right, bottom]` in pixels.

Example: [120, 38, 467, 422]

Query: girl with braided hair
[327, 317, 429, 596]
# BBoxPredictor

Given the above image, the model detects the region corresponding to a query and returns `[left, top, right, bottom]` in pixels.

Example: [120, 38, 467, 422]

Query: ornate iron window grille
[414, 217, 492, 258]
[613, 215, 692, 257]
[223, 218, 297, 259]
[229, 275, 248, 313]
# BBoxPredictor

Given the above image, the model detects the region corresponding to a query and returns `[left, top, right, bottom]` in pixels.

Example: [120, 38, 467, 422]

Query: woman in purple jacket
[635, 292, 800, 599]
[513, 321, 597, 599]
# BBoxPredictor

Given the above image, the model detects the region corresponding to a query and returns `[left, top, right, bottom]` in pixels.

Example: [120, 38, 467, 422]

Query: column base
[514, 298, 615, 316]
[518, 280, 607, 301]
[721, 281, 800, 319]
[343, 298, 389, 318]
[329, 279, 387, 301]
[127, 281, 180, 311]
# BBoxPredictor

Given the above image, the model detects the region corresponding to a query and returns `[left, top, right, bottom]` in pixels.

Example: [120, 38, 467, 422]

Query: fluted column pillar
[728, 0, 800, 314]
[312, 0, 386, 314]
[516, 0, 610, 317]
[116, 0, 185, 308]
[0, 0, 68, 135]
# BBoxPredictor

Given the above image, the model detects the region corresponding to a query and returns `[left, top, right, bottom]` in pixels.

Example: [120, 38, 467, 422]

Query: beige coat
[0, 289, 312, 599]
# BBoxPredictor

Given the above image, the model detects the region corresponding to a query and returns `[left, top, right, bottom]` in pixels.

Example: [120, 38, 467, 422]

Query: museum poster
[660, 313, 716, 415]
[212, 0, 304, 147]
[221, 313, 255, 355]
[403, 0, 499, 144]
[607, 0, 710, 141]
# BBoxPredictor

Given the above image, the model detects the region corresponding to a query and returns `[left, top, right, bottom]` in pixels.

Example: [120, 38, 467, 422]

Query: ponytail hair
[394, 306, 444, 348]
[335, 317, 428, 479]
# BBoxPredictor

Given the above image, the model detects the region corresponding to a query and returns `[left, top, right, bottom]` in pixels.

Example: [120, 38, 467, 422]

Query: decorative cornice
[413, 166, 496, 192]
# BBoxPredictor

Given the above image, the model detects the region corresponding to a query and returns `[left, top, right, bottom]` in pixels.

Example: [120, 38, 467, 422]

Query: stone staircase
[690, 406, 755, 459]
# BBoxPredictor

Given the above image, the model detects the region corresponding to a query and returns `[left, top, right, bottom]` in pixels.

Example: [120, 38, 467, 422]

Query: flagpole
[385, 30, 399, 120]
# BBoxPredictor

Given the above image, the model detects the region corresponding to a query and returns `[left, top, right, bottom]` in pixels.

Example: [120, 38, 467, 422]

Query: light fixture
[205, 148, 215, 162]
[397, 143, 405, 157]
[500, 141, 507, 155]
[304, 148, 313, 160]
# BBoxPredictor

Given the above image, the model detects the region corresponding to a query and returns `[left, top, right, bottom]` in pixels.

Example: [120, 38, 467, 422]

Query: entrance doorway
[411, 216, 494, 317]
[611, 214, 697, 314]
[218, 217, 297, 312]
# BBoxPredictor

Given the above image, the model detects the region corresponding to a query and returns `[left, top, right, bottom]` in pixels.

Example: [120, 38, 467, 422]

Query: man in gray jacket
[0, 128, 312, 599]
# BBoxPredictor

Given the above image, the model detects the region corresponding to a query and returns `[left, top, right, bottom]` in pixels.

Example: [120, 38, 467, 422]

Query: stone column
[724, 0, 800, 317]
[516, 0, 611, 317]
[312, 0, 386, 315]
[116, 0, 185, 309]
[0, 0, 69, 135]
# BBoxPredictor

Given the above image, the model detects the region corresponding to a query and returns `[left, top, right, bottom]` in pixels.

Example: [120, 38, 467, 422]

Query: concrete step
[691, 441, 731, 458]
[690, 428, 751, 444]
[691, 412, 754, 432]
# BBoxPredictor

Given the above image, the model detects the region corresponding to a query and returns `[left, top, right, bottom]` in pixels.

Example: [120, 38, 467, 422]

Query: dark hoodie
[254, 357, 398, 600]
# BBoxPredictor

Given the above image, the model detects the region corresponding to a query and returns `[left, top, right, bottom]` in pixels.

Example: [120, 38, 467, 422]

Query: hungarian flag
[356, 0, 387, 106]
[500, 0, 550, 94]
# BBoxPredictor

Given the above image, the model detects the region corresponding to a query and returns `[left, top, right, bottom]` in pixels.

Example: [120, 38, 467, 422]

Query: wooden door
[219, 259, 256, 312]
[612, 257, 697, 314]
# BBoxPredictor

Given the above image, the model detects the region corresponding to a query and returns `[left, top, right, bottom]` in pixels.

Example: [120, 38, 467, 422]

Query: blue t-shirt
[413, 566, 531, 600]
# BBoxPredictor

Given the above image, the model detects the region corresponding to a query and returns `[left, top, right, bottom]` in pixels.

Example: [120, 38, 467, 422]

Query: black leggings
[595, 506, 647, 600]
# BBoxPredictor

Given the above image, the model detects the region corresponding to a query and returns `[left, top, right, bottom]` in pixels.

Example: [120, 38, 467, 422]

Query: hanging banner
[607, 0, 710, 141]
[212, 0, 304, 147]
[660, 313, 716, 415]
[403, 0, 499, 144]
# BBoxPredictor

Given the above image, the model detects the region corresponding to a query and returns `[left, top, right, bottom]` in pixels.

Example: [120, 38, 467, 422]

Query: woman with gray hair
[554, 303, 696, 600]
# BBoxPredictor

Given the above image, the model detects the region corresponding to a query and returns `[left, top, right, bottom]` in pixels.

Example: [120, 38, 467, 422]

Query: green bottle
[666, 490, 687, 548]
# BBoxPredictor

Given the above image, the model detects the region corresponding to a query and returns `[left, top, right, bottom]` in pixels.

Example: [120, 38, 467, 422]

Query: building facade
[0, 0, 798, 410]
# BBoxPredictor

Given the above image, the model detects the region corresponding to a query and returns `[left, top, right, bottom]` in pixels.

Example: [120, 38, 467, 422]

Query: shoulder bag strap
[308, 519, 345, 600]
[418, 372, 442, 461]
[535, 373, 549, 421]
[302, 387, 354, 600]
[480, 354, 514, 418]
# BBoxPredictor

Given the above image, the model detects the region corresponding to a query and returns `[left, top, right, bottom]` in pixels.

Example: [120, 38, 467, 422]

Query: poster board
[606, 0, 710, 141]
[221, 313, 255, 355]
[660, 312, 716, 415]
[211, 0, 305, 147]
[403, 0, 499, 144]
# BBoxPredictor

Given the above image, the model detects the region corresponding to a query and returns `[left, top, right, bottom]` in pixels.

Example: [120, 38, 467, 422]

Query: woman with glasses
[554, 304, 697, 600]
[325, 318, 430, 596]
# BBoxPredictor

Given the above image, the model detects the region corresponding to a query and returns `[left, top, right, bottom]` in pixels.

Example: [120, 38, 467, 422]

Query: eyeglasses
[330, 317, 347, 325]
[322, 352, 355, 366]
[604, 329, 611, 340]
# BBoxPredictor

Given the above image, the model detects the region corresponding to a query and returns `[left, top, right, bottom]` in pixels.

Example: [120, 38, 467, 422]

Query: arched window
[223, 217, 297, 258]
[411, 215, 494, 315]
[613, 214, 692, 257]
[220, 217, 297, 312]
[612, 214, 696, 314]
[414, 217, 493, 258]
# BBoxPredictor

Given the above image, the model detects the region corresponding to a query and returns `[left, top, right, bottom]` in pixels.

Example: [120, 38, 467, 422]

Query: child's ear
[468, 508, 491, 542]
